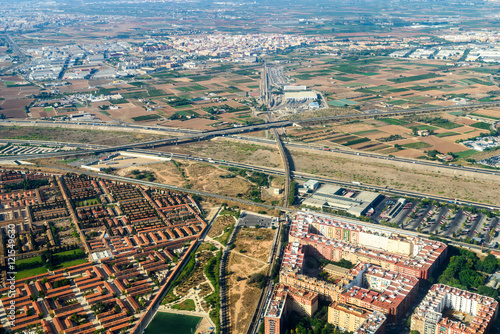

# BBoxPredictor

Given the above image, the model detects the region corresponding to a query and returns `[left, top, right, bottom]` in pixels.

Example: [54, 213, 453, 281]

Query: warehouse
[302, 185, 383, 217]
[284, 91, 318, 101]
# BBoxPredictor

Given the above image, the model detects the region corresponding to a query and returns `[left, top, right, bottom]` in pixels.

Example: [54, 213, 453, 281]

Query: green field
[331, 64, 379, 76]
[122, 91, 150, 99]
[57, 258, 87, 269]
[454, 150, 478, 159]
[470, 122, 492, 130]
[189, 75, 214, 82]
[353, 130, 380, 135]
[110, 99, 129, 104]
[176, 84, 208, 92]
[172, 299, 196, 311]
[388, 73, 442, 83]
[387, 99, 410, 105]
[333, 76, 355, 82]
[435, 132, 461, 138]
[328, 99, 358, 107]
[16, 267, 48, 280]
[414, 125, 439, 131]
[76, 197, 100, 206]
[343, 137, 370, 146]
[132, 114, 161, 122]
[145, 312, 202, 334]
[402, 142, 433, 149]
[55, 249, 85, 257]
[449, 111, 466, 116]
[380, 118, 409, 125]
[472, 114, 500, 120]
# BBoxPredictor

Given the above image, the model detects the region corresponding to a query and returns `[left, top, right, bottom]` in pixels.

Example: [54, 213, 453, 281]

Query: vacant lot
[157, 138, 282, 169]
[0, 125, 160, 145]
[289, 147, 500, 205]
[119, 160, 253, 199]
[208, 215, 236, 238]
[227, 228, 275, 334]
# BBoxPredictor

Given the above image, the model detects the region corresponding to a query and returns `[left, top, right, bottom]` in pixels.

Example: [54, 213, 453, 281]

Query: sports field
[144, 312, 202, 334]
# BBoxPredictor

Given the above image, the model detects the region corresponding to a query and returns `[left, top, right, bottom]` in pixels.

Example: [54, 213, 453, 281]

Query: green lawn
[172, 299, 196, 311]
[17, 256, 42, 266]
[76, 197, 100, 207]
[55, 249, 85, 257]
[56, 258, 88, 269]
[16, 267, 48, 280]
[402, 142, 433, 149]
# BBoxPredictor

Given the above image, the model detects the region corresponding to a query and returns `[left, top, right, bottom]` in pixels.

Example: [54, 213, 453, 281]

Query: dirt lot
[119, 160, 255, 199]
[208, 215, 236, 238]
[227, 228, 274, 334]
[0, 125, 161, 145]
[157, 138, 282, 169]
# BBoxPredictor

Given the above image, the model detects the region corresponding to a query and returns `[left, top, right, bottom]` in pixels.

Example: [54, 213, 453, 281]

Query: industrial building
[303, 179, 320, 190]
[411, 284, 498, 334]
[302, 185, 383, 217]
[284, 91, 318, 101]
[284, 85, 307, 91]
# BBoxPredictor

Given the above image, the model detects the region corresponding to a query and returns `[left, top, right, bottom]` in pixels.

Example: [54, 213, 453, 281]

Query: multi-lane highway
[228, 134, 500, 177]
[2, 138, 499, 211]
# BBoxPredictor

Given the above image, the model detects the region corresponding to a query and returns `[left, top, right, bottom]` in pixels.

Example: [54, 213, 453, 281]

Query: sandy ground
[208, 215, 236, 238]
[97, 155, 168, 169]
[119, 160, 254, 198]
[227, 228, 274, 334]
[157, 138, 283, 169]
[289, 147, 500, 205]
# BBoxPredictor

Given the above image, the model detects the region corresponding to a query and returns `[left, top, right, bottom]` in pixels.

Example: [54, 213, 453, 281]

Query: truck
[352, 181, 361, 185]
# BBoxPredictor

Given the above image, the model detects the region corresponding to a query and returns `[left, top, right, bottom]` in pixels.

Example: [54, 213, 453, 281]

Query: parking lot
[238, 212, 278, 228]
[370, 196, 500, 249]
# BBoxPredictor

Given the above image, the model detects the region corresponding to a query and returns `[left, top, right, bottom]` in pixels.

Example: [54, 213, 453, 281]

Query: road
[25, 163, 499, 256]
[2, 138, 500, 212]
[230, 134, 500, 178]
[0, 34, 26, 75]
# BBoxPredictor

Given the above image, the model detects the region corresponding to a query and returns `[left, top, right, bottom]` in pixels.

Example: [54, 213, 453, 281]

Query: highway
[0, 34, 26, 75]
[41, 160, 495, 252]
[2, 138, 499, 211]
[227, 134, 500, 177]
